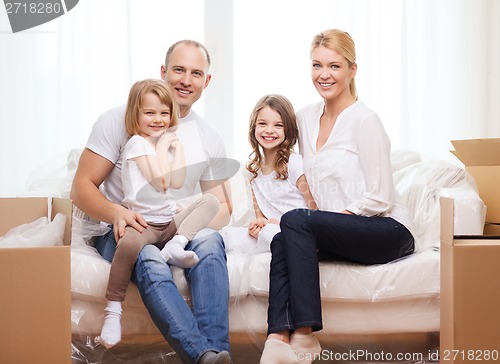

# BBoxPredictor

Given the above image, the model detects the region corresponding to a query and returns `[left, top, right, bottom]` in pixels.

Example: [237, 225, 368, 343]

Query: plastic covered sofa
[26, 149, 486, 363]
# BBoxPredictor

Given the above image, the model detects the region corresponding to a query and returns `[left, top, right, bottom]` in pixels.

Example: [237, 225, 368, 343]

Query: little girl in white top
[99, 79, 219, 348]
[222, 94, 317, 253]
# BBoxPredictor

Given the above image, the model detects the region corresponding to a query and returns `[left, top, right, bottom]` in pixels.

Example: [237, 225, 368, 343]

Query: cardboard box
[440, 197, 500, 364]
[0, 197, 72, 364]
[450, 138, 500, 223]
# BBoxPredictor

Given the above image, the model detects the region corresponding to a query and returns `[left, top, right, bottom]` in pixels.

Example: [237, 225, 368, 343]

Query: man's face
[162, 44, 211, 117]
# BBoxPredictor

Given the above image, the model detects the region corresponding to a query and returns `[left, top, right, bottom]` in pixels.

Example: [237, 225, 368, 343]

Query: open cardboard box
[440, 197, 500, 364]
[0, 197, 72, 364]
[451, 138, 500, 224]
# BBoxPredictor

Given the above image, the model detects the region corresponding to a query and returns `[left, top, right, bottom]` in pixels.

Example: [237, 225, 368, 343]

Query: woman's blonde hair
[246, 94, 298, 181]
[124, 79, 179, 137]
[311, 29, 358, 100]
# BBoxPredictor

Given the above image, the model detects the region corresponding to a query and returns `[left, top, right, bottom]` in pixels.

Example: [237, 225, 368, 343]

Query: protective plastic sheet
[0, 212, 66, 248]
[25, 149, 485, 363]
[25, 148, 82, 198]
[392, 150, 485, 251]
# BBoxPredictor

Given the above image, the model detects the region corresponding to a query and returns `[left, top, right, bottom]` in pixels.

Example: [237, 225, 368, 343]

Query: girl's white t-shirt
[121, 135, 176, 224]
[250, 153, 308, 220]
[86, 105, 229, 210]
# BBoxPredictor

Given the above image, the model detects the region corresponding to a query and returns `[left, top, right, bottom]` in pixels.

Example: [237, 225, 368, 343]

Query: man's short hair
[164, 40, 211, 69]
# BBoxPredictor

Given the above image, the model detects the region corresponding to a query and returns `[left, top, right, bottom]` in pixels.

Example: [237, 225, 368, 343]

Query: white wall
[0, 0, 204, 196]
[1, 0, 499, 197]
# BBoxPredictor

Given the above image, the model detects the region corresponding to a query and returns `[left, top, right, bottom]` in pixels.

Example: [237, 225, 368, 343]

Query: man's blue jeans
[95, 228, 230, 363]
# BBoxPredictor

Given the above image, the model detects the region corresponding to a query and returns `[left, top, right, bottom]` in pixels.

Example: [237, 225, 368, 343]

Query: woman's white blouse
[297, 100, 414, 233]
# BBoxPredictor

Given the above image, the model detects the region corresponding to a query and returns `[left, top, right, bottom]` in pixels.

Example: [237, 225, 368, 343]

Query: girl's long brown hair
[246, 94, 298, 181]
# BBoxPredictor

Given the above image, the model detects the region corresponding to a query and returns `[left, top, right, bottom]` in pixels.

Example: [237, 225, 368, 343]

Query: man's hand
[112, 205, 148, 242]
[71, 148, 149, 242]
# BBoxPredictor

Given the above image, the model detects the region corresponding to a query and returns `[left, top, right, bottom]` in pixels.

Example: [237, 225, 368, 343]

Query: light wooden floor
[72, 332, 440, 363]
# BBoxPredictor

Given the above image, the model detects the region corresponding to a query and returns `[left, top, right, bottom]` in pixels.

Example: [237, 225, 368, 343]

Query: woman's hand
[340, 210, 355, 215]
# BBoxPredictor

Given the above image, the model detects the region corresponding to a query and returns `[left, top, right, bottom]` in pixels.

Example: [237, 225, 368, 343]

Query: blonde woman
[260, 29, 415, 364]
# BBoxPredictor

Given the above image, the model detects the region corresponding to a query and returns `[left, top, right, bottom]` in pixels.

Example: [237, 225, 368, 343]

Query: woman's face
[311, 46, 356, 101]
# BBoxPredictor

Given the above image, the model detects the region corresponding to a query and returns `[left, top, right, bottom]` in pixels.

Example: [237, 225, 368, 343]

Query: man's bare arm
[200, 179, 232, 230]
[70, 148, 147, 241]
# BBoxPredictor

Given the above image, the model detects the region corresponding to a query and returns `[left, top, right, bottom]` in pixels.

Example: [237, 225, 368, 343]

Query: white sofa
[26, 149, 485, 363]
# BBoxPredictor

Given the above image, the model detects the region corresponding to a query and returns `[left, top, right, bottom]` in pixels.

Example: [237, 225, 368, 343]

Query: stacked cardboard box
[451, 138, 500, 231]
[441, 138, 500, 363]
[0, 198, 72, 364]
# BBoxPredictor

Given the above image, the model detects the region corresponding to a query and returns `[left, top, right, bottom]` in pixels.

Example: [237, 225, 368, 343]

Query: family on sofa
[68, 30, 456, 364]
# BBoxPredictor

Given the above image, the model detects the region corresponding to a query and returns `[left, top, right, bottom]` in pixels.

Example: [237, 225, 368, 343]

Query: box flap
[451, 138, 500, 166]
[0, 197, 73, 245]
[440, 197, 455, 245]
[466, 166, 500, 223]
[0, 197, 49, 236]
[52, 198, 73, 246]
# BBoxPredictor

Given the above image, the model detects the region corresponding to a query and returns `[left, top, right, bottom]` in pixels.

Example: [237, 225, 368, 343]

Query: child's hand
[248, 225, 261, 238]
[268, 218, 280, 225]
[170, 140, 183, 150]
[248, 217, 268, 238]
[157, 132, 178, 148]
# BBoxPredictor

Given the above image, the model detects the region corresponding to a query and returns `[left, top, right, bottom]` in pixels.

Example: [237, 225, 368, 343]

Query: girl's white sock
[260, 339, 298, 364]
[99, 300, 122, 349]
[290, 333, 321, 364]
[160, 235, 199, 268]
[199, 350, 231, 364]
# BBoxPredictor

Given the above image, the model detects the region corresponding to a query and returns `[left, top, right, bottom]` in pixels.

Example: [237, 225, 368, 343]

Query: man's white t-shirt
[250, 153, 308, 221]
[86, 104, 229, 209]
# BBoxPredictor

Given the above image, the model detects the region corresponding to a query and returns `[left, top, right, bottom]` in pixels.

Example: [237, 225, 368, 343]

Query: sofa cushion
[70, 243, 252, 308]
[246, 250, 440, 302]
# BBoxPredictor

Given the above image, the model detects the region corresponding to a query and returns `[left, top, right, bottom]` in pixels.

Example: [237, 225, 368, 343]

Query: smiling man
[71, 40, 232, 364]
[161, 41, 211, 118]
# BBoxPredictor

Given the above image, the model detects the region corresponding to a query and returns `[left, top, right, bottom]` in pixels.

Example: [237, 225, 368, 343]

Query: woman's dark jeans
[267, 209, 415, 335]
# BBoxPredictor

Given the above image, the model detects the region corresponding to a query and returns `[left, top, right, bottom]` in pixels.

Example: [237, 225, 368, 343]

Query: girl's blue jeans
[95, 228, 230, 363]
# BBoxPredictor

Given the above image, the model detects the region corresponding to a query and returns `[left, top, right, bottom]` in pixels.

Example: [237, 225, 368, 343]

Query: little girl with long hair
[99, 79, 219, 348]
[222, 94, 316, 253]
